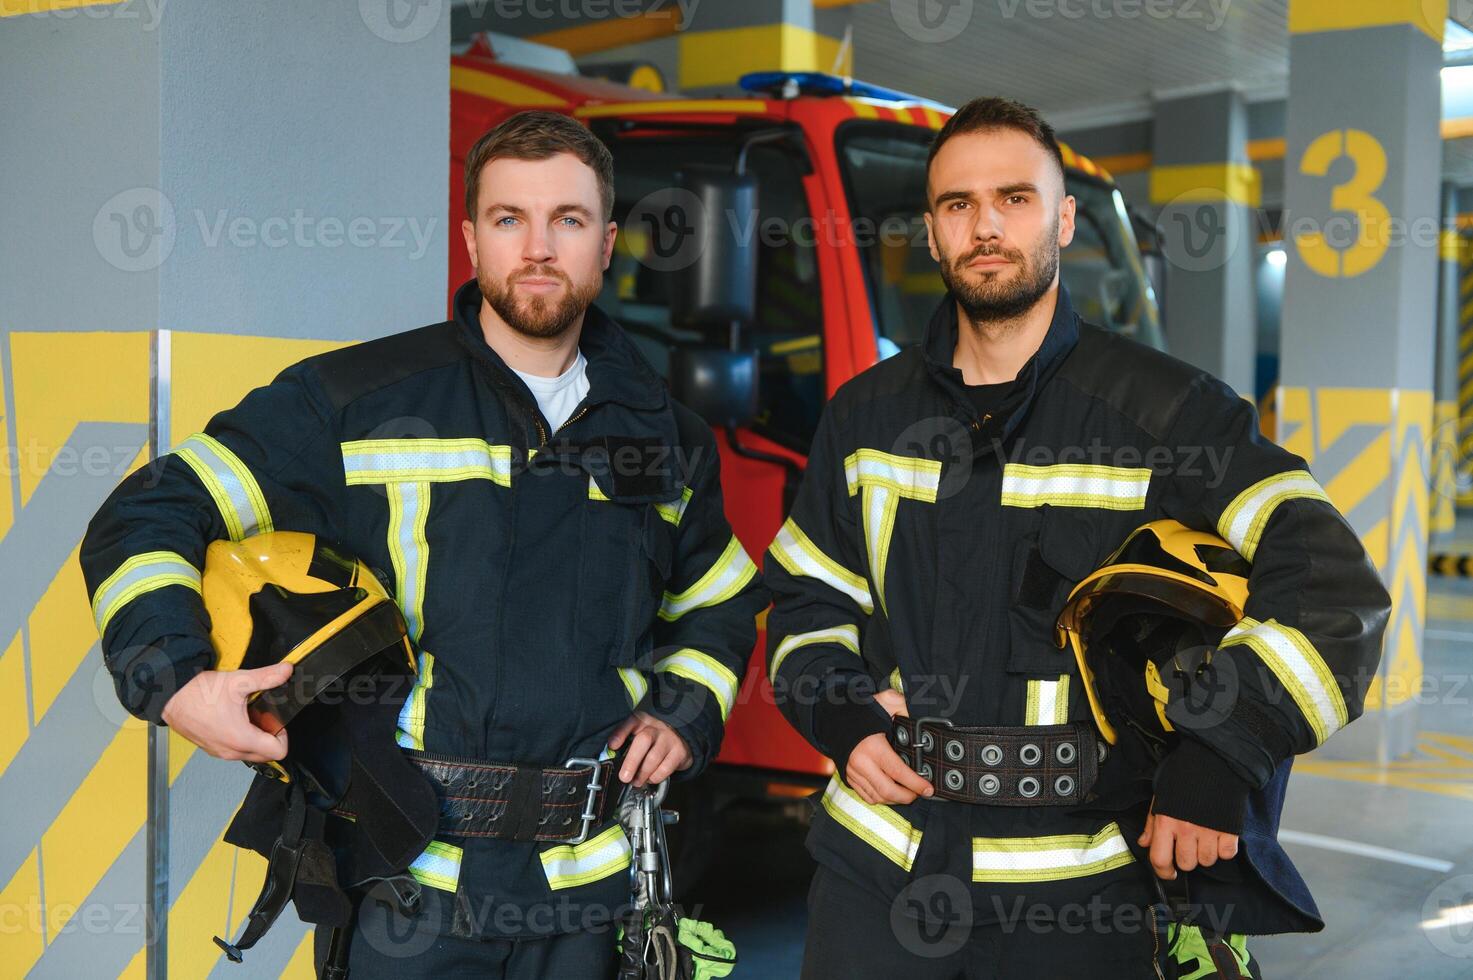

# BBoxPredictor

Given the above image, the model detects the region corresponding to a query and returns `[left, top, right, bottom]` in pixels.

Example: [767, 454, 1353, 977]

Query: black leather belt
[889, 717, 1103, 806]
[334, 751, 620, 844]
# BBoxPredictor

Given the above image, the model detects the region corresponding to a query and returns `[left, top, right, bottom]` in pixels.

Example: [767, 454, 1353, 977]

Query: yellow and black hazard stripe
[1429, 553, 1473, 577]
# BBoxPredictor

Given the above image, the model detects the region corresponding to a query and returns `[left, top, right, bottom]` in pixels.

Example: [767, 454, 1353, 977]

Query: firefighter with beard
[764, 97, 1389, 977]
[81, 110, 767, 978]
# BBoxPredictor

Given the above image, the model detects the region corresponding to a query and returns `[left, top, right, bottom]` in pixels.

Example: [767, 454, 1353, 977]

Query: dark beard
[479, 264, 601, 340]
[938, 218, 1059, 324]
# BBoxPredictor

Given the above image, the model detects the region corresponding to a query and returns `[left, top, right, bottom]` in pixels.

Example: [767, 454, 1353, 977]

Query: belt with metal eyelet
[333, 750, 619, 845]
[888, 717, 1104, 806]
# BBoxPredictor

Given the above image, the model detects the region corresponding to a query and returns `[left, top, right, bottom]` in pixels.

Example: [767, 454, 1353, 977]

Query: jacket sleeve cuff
[812, 675, 894, 778]
[109, 634, 213, 727]
[1151, 737, 1251, 835]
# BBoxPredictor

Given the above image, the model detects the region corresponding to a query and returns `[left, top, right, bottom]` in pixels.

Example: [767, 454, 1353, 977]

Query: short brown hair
[463, 110, 615, 222]
[927, 97, 1065, 199]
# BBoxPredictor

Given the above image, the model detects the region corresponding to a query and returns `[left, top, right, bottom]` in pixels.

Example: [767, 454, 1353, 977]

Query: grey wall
[0, 1, 450, 974]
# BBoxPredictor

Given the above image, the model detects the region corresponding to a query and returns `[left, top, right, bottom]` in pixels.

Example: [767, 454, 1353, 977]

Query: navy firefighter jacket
[80, 278, 769, 938]
[764, 283, 1391, 935]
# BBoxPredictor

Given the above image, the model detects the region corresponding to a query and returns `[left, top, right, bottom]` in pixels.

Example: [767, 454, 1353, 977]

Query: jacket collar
[451, 277, 669, 413]
[921, 281, 1080, 439]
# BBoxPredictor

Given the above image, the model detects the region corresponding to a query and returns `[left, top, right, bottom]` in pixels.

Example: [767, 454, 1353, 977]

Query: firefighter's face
[924, 129, 1076, 323]
[462, 152, 617, 339]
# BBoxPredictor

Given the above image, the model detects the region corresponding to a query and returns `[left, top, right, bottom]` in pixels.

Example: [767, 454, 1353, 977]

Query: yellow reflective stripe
[769, 517, 874, 615]
[843, 448, 942, 502]
[408, 839, 462, 892]
[860, 484, 901, 616]
[341, 438, 514, 486]
[658, 535, 758, 621]
[396, 650, 436, 751]
[90, 551, 201, 636]
[655, 486, 694, 526]
[842, 450, 941, 615]
[539, 824, 632, 890]
[889, 667, 904, 694]
[655, 648, 739, 721]
[1221, 616, 1347, 745]
[1217, 470, 1330, 562]
[617, 666, 649, 707]
[769, 624, 860, 684]
[588, 481, 692, 526]
[174, 433, 274, 540]
[1001, 463, 1150, 510]
[821, 774, 922, 871]
[1025, 675, 1070, 725]
[387, 482, 431, 643]
[971, 821, 1135, 883]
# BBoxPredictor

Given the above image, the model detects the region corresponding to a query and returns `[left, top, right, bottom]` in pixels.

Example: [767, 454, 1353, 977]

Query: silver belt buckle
[908, 716, 953, 778]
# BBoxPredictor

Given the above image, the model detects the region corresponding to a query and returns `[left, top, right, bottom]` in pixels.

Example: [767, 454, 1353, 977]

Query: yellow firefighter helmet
[202, 531, 437, 962]
[1055, 519, 1249, 746]
[203, 529, 415, 778]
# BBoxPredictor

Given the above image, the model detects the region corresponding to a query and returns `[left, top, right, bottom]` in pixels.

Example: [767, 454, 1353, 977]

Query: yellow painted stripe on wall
[1443, 230, 1464, 263]
[1148, 162, 1260, 207]
[169, 333, 350, 447]
[0, 0, 115, 14]
[1323, 429, 1390, 518]
[0, 344, 12, 545]
[1288, 0, 1444, 43]
[29, 541, 99, 724]
[1247, 137, 1286, 161]
[1275, 386, 1313, 458]
[10, 332, 149, 506]
[38, 722, 147, 939]
[282, 930, 318, 977]
[0, 848, 44, 974]
[1314, 387, 1392, 451]
[678, 23, 845, 90]
[0, 633, 27, 779]
[167, 830, 243, 978]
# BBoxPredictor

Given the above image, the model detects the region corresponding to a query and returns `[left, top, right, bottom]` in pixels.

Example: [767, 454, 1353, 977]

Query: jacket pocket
[1005, 504, 1098, 677]
[607, 503, 674, 669]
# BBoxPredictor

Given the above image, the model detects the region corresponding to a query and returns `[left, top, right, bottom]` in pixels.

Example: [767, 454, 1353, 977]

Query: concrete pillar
[1276, 0, 1443, 760]
[1432, 183, 1461, 541]
[0, 2, 448, 976]
[1149, 87, 1258, 396]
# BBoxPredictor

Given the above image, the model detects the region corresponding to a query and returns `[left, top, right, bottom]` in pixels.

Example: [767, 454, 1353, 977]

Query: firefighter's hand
[874, 687, 908, 718]
[160, 662, 293, 764]
[846, 732, 934, 806]
[1139, 807, 1239, 880]
[608, 711, 692, 787]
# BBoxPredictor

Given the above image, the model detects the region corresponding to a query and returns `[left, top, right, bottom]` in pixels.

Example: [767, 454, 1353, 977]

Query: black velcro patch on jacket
[598, 436, 673, 498]
[1016, 546, 1063, 610]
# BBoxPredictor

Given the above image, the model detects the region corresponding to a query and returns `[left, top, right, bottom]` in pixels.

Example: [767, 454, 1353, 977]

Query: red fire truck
[448, 37, 1164, 851]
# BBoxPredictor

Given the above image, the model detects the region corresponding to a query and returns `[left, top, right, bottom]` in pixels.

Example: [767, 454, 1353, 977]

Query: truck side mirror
[668, 348, 758, 429]
[669, 167, 758, 330]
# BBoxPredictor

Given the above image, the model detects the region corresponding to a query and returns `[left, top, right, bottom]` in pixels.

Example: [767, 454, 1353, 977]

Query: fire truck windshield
[836, 124, 1164, 354]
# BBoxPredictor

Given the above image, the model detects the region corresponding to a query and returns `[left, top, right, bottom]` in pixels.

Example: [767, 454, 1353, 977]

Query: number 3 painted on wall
[1295, 129, 1390, 278]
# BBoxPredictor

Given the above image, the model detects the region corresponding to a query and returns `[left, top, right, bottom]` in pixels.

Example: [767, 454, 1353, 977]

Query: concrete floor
[683, 576, 1473, 978]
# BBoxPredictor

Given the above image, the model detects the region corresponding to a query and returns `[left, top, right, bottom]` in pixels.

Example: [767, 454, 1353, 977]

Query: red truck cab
[449, 39, 1164, 805]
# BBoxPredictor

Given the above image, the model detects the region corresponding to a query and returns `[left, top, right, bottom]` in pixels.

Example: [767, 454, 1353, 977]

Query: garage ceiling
[847, 0, 1456, 130]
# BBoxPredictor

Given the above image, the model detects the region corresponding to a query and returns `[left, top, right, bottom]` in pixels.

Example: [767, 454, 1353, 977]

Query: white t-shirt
[512, 350, 590, 434]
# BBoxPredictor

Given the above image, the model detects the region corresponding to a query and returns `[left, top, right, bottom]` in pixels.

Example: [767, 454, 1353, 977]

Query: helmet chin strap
[215, 673, 439, 963]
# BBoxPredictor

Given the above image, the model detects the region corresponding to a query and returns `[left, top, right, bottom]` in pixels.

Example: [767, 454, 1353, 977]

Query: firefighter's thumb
[236, 661, 294, 695]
